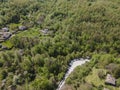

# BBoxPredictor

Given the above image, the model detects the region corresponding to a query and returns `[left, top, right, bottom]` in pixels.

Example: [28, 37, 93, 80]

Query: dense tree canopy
[0, 0, 120, 90]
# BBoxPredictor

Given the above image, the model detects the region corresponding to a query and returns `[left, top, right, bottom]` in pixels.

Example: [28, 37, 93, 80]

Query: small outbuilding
[41, 29, 49, 34]
[2, 27, 9, 32]
[18, 26, 27, 31]
[41, 29, 53, 35]
[105, 74, 116, 86]
[2, 32, 12, 40]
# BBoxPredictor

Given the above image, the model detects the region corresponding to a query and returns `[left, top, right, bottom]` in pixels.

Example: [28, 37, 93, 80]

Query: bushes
[92, 54, 115, 68]
[10, 36, 39, 49]
[0, 70, 7, 80]
[116, 78, 120, 87]
[31, 77, 55, 90]
[113, 66, 120, 79]
[0, 59, 4, 67]
[33, 54, 44, 67]
[97, 70, 105, 79]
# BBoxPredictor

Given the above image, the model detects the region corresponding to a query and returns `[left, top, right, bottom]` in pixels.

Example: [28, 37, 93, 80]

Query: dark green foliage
[98, 70, 105, 79]
[0, 0, 120, 90]
[113, 66, 120, 79]
[0, 70, 7, 79]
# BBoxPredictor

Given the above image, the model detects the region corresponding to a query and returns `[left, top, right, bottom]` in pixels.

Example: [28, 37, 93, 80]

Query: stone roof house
[2, 27, 9, 32]
[2, 32, 12, 40]
[41, 29, 49, 34]
[41, 29, 53, 35]
[19, 26, 27, 31]
[105, 74, 116, 86]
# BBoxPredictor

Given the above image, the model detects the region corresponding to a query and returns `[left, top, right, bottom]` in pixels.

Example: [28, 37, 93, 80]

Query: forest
[0, 0, 120, 90]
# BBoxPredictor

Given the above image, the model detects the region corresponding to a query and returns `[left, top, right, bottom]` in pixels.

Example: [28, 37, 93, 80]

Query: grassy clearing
[85, 68, 105, 87]
[85, 68, 120, 90]
[16, 28, 40, 37]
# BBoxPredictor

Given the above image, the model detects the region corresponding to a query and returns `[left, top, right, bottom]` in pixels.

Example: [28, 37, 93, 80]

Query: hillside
[0, 0, 120, 90]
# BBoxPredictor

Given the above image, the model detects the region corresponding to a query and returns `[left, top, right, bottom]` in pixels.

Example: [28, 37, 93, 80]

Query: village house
[105, 74, 116, 86]
[2, 27, 9, 32]
[2, 32, 12, 40]
[40, 29, 53, 35]
[18, 26, 27, 31]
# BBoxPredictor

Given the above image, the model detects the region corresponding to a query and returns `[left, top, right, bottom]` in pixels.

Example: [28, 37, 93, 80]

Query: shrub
[98, 70, 105, 79]
[116, 78, 120, 87]
[113, 66, 120, 79]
